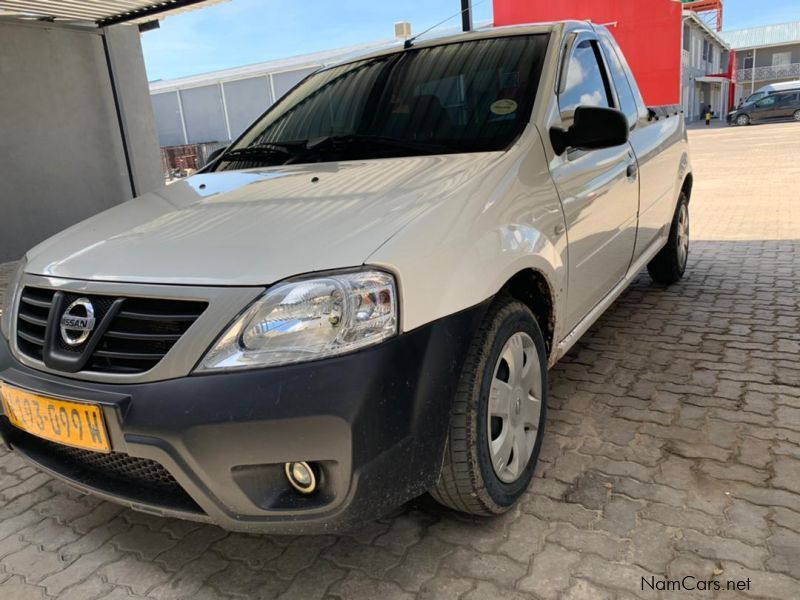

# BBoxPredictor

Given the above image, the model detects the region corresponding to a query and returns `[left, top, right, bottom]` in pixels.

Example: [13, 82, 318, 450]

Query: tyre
[647, 192, 689, 284]
[736, 114, 750, 126]
[794, 110, 800, 122]
[431, 296, 547, 516]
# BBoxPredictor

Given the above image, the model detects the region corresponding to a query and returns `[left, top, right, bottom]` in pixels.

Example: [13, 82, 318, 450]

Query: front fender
[367, 135, 567, 340]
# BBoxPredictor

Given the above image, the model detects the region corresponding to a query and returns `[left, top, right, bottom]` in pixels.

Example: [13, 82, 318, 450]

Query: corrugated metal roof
[720, 21, 800, 49]
[148, 38, 401, 92]
[0, 0, 228, 25]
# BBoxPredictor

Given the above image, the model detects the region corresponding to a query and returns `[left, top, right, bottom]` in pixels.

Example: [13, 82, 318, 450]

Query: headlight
[0, 257, 27, 340]
[197, 270, 397, 371]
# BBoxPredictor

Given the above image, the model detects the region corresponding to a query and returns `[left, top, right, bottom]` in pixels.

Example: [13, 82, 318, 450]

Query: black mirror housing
[550, 106, 629, 155]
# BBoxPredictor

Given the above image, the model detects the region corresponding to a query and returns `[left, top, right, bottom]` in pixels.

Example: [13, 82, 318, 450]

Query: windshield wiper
[219, 142, 303, 164]
[284, 134, 449, 164]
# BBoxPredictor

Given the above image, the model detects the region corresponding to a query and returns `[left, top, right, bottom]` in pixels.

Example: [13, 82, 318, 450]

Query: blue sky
[142, 0, 800, 81]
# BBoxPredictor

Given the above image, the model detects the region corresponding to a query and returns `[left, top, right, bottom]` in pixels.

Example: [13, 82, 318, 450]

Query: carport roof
[0, 0, 228, 26]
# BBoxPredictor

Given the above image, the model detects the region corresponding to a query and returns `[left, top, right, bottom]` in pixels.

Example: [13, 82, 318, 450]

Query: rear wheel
[793, 110, 800, 122]
[647, 192, 689, 284]
[736, 114, 750, 126]
[431, 297, 547, 516]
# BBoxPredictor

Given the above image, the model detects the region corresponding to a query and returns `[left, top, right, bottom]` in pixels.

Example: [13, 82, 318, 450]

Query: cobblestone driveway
[1, 122, 799, 599]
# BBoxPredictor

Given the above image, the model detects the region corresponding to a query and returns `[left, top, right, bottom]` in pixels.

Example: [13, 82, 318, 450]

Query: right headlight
[197, 269, 397, 371]
[0, 257, 27, 341]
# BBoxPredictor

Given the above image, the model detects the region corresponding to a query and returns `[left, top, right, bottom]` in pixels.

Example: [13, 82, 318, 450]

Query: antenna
[404, 0, 488, 49]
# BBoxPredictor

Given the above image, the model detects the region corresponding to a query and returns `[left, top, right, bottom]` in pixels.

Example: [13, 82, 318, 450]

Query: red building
[493, 0, 732, 110]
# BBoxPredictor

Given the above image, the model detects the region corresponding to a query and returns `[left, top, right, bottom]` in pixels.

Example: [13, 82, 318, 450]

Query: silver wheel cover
[677, 202, 689, 270]
[487, 332, 543, 483]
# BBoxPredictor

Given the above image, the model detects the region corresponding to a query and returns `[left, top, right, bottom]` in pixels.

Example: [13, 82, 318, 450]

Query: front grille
[6, 428, 203, 514]
[89, 296, 207, 373]
[16, 287, 54, 361]
[15, 287, 207, 375]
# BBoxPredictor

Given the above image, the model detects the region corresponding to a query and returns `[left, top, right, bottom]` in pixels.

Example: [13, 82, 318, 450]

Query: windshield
[744, 92, 766, 105]
[212, 34, 549, 170]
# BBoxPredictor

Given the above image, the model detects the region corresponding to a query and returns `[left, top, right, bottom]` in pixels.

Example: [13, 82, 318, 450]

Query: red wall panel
[493, 0, 683, 106]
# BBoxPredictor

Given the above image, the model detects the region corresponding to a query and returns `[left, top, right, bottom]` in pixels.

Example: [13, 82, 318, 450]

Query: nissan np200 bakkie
[0, 21, 692, 533]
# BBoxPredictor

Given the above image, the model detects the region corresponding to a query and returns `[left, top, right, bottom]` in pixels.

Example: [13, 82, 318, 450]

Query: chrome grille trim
[8, 274, 263, 384]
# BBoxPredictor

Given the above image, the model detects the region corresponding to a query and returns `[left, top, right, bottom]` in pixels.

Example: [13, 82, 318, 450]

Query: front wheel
[736, 114, 750, 126]
[793, 110, 800, 122]
[647, 192, 689, 284]
[431, 297, 547, 516]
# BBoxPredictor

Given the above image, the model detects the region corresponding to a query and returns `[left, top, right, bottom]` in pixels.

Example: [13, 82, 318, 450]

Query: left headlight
[197, 270, 397, 371]
[0, 257, 27, 340]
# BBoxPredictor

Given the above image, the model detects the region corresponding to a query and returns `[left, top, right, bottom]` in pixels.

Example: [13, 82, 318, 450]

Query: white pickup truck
[0, 21, 691, 533]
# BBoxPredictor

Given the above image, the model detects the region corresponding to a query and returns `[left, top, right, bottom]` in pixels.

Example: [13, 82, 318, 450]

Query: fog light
[285, 461, 316, 494]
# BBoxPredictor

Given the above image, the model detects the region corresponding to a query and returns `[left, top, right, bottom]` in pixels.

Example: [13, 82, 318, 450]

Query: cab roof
[323, 21, 594, 70]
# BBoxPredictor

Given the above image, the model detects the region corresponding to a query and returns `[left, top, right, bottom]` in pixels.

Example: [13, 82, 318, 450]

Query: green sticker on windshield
[490, 99, 518, 115]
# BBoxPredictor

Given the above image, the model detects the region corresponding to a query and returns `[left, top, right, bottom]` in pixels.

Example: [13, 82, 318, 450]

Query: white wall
[0, 20, 162, 262]
[151, 66, 320, 148]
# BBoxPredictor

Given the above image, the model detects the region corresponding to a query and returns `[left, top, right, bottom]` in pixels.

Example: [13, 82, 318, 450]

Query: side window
[755, 96, 776, 108]
[558, 39, 611, 124]
[598, 37, 639, 126]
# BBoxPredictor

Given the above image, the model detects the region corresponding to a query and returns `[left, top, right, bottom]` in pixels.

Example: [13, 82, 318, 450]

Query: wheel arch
[499, 268, 555, 358]
[681, 172, 693, 202]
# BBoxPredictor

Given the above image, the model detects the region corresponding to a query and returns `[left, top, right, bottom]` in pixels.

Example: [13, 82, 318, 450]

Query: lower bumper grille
[42, 442, 178, 487]
[6, 426, 203, 514]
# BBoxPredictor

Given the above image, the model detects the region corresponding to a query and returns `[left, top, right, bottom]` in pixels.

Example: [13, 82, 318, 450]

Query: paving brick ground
[1, 121, 799, 599]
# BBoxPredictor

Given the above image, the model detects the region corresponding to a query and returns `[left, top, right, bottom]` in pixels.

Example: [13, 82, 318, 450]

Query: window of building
[683, 25, 691, 52]
[694, 38, 701, 68]
[558, 39, 612, 124]
[772, 51, 791, 67]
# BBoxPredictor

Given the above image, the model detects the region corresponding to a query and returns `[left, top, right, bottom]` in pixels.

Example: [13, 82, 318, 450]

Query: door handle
[626, 162, 638, 179]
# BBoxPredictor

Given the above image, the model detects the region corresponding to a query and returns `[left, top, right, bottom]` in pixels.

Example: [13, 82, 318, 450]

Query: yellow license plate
[1, 383, 110, 453]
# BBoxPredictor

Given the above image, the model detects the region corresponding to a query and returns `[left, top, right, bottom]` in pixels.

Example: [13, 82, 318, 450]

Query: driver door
[752, 95, 778, 120]
[548, 33, 639, 332]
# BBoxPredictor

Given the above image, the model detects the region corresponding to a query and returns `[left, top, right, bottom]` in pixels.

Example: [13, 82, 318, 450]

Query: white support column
[176, 90, 189, 145]
[219, 81, 232, 141]
[102, 25, 163, 196]
[268, 73, 277, 104]
[751, 47, 757, 94]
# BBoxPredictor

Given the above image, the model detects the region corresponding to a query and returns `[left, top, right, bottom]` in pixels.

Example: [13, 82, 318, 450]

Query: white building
[681, 10, 732, 121]
[721, 20, 800, 105]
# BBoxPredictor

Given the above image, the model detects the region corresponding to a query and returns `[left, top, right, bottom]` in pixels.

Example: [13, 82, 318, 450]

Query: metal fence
[736, 63, 800, 83]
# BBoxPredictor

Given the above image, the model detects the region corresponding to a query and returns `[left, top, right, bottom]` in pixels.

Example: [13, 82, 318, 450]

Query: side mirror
[549, 106, 629, 156]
